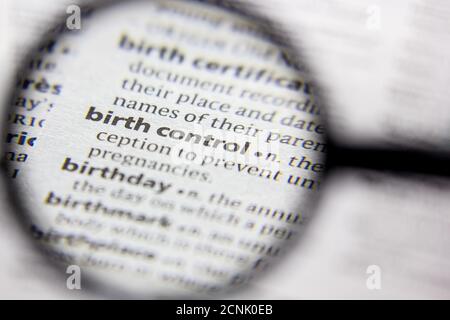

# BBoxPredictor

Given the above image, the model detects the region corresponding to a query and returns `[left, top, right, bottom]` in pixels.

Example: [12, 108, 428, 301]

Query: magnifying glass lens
[4, 0, 326, 297]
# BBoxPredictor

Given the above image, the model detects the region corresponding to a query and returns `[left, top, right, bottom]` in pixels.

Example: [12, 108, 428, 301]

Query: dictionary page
[1, 0, 449, 299]
[0, 0, 94, 299]
[239, 169, 450, 299]
[250, 0, 450, 151]
[235, 1, 450, 298]
[0, 0, 105, 299]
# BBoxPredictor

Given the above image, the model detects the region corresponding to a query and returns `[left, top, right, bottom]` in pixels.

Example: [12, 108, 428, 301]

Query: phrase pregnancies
[84, 106, 251, 155]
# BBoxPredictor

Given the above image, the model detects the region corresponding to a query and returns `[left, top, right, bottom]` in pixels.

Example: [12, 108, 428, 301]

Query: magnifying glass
[2, 0, 326, 298]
